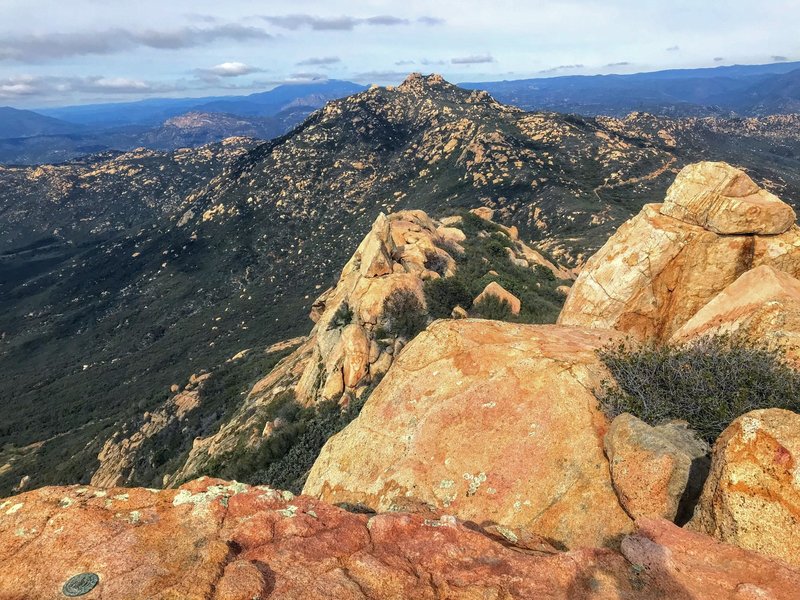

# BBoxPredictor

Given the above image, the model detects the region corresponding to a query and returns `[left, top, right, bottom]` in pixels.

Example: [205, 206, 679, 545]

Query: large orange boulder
[0, 477, 636, 599]
[604, 414, 708, 523]
[304, 320, 634, 549]
[559, 162, 800, 341]
[689, 408, 800, 567]
[671, 265, 800, 365]
[558, 203, 754, 340]
[660, 161, 796, 235]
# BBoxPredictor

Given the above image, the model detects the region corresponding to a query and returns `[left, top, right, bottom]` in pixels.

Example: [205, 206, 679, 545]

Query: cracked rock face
[304, 320, 634, 550]
[2, 477, 800, 599]
[559, 162, 800, 341]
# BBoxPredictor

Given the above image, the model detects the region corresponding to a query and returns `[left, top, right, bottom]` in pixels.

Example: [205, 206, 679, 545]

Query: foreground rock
[305, 320, 634, 549]
[671, 265, 800, 365]
[690, 408, 800, 568]
[559, 162, 800, 341]
[2, 478, 799, 599]
[605, 414, 708, 523]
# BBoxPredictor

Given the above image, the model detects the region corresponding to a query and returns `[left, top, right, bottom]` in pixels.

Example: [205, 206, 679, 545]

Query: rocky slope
[89, 209, 568, 492]
[3, 74, 800, 497]
[302, 160, 800, 559]
[3, 160, 800, 596]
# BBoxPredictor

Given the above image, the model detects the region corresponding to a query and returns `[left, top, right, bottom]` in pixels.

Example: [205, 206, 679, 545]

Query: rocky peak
[397, 72, 447, 93]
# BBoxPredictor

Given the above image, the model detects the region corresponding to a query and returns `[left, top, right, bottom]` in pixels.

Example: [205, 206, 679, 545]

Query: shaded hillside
[1, 74, 800, 494]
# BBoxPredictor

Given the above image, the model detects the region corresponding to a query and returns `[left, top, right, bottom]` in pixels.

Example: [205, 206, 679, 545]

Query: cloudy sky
[0, 0, 797, 107]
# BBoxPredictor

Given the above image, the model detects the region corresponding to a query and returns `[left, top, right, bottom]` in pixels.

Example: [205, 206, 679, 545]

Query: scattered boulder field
[3, 161, 800, 598]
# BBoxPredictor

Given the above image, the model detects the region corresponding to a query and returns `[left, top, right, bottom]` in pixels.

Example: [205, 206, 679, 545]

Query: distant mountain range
[0, 80, 366, 164]
[1, 63, 799, 165]
[461, 61, 800, 116]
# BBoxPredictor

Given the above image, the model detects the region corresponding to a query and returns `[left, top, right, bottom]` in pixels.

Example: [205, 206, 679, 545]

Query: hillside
[2, 74, 800, 494]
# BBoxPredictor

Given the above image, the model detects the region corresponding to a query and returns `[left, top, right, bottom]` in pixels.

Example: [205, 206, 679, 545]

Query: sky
[0, 0, 797, 108]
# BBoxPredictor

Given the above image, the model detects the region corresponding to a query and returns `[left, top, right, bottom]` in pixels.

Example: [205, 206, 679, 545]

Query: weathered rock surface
[559, 163, 800, 341]
[671, 265, 800, 365]
[473, 280, 522, 314]
[605, 414, 708, 523]
[660, 161, 796, 235]
[689, 408, 800, 568]
[305, 320, 634, 549]
[2, 478, 799, 599]
[621, 518, 800, 599]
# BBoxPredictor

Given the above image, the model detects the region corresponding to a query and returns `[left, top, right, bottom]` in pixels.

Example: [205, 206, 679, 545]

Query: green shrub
[383, 289, 428, 339]
[471, 294, 513, 321]
[597, 335, 800, 443]
[423, 277, 472, 319]
[328, 302, 354, 329]
[424, 251, 450, 277]
[433, 235, 463, 258]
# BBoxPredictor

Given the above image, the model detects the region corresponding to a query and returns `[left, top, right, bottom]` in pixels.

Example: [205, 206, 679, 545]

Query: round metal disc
[62, 573, 99, 597]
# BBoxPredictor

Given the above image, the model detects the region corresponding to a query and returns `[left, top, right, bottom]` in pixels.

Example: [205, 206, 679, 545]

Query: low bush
[597, 335, 800, 443]
[424, 250, 450, 277]
[328, 302, 354, 329]
[383, 289, 428, 339]
[423, 277, 472, 319]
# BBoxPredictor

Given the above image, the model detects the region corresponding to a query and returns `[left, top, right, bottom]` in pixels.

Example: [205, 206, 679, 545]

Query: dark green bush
[471, 294, 513, 321]
[423, 277, 472, 319]
[328, 302, 354, 329]
[424, 250, 450, 277]
[598, 335, 800, 443]
[383, 289, 428, 339]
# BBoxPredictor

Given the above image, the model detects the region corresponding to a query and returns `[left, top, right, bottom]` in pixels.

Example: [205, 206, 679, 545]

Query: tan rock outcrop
[605, 414, 708, 523]
[470, 206, 494, 221]
[671, 265, 800, 365]
[91, 374, 209, 488]
[304, 320, 633, 549]
[3, 479, 799, 599]
[473, 281, 521, 314]
[689, 408, 800, 567]
[559, 163, 800, 341]
[660, 161, 795, 235]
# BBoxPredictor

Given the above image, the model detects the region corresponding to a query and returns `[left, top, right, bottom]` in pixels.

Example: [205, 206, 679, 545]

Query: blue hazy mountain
[0, 106, 84, 138]
[460, 61, 800, 116]
[36, 80, 367, 128]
